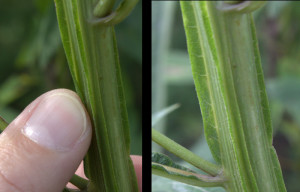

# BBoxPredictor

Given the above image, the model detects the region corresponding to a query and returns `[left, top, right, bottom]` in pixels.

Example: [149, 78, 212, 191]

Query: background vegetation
[152, 1, 300, 191]
[0, 0, 142, 155]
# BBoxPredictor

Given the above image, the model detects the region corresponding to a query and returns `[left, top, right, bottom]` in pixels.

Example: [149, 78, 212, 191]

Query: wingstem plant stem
[181, 1, 286, 191]
[152, 128, 222, 176]
[54, 0, 138, 191]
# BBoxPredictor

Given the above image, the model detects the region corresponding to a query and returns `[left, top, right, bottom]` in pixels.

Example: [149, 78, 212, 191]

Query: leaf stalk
[152, 128, 222, 176]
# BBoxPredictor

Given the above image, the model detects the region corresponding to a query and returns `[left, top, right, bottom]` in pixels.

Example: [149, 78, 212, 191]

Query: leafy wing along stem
[181, 1, 286, 191]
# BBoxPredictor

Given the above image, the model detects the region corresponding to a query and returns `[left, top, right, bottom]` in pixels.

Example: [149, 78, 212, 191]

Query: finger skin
[131, 155, 142, 192]
[0, 89, 92, 192]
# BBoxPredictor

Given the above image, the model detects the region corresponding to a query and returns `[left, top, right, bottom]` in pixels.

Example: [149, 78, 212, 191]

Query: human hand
[0, 89, 142, 192]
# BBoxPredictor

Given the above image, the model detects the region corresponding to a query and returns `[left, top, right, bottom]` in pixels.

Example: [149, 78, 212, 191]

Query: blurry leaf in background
[0, 74, 36, 122]
[164, 50, 193, 85]
[0, 1, 35, 82]
[15, 3, 60, 70]
[0, 74, 35, 107]
[258, 1, 290, 19]
[152, 104, 180, 127]
[152, 1, 177, 154]
[0, 115, 8, 132]
[152, 175, 225, 192]
[267, 77, 300, 127]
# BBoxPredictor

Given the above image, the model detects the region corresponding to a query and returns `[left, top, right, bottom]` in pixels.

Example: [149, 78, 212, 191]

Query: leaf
[152, 152, 225, 188]
[152, 104, 180, 127]
[152, 175, 225, 192]
[152, 152, 196, 173]
[0, 107, 19, 123]
[0, 116, 8, 132]
[15, 4, 60, 70]
[0, 75, 35, 107]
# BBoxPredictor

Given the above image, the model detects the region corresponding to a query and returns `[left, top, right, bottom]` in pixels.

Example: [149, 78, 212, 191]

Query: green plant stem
[181, 1, 286, 191]
[69, 174, 89, 190]
[54, 0, 138, 191]
[63, 188, 72, 192]
[152, 128, 222, 176]
[63, 187, 82, 192]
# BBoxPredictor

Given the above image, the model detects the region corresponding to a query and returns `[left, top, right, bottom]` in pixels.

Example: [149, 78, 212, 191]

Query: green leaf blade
[0, 116, 8, 132]
[152, 152, 225, 188]
[152, 152, 196, 173]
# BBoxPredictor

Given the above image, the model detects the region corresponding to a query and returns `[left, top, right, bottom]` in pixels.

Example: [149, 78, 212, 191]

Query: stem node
[91, 0, 139, 26]
[219, 1, 267, 13]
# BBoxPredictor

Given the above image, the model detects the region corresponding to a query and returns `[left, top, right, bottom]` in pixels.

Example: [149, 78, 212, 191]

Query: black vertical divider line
[143, 0, 151, 191]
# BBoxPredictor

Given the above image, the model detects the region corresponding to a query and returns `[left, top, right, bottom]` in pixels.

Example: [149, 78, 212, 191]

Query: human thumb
[0, 89, 92, 192]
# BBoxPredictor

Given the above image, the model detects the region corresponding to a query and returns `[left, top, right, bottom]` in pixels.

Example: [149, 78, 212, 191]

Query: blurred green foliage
[152, 1, 300, 191]
[0, 0, 141, 155]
